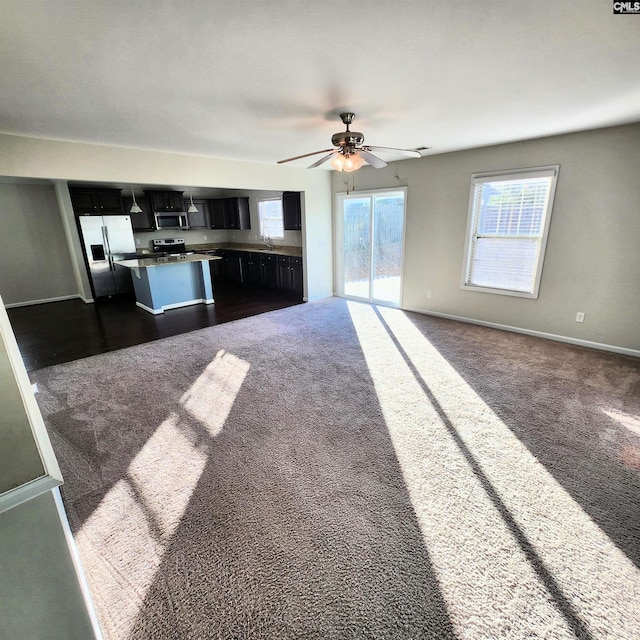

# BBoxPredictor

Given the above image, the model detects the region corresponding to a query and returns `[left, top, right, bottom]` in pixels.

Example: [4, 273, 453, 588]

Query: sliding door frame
[334, 186, 407, 308]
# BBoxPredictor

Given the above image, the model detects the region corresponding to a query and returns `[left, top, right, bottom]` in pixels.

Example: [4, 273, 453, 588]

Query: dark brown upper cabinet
[225, 197, 251, 230]
[184, 199, 209, 229]
[282, 191, 302, 230]
[208, 197, 251, 230]
[122, 196, 156, 231]
[209, 199, 227, 229]
[145, 190, 185, 212]
[70, 188, 124, 214]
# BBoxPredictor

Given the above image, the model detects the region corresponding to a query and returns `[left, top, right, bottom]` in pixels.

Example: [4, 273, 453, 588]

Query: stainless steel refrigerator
[79, 216, 137, 298]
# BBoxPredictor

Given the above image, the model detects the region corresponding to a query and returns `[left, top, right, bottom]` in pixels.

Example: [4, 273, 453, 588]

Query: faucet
[262, 232, 274, 251]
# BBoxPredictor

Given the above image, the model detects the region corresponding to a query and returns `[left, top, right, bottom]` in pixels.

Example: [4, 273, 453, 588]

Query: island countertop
[116, 254, 222, 268]
[114, 255, 221, 314]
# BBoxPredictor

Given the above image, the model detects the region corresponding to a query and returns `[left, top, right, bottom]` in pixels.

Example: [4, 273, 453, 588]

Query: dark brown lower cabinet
[241, 253, 262, 287]
[224, 251, 243, 284]
[216, 250, 302, 297]
[208, 254, 226, 279]
[260, 254, 280, 289]
[277, 256, 303, 297]
[289, 257, 304, 297]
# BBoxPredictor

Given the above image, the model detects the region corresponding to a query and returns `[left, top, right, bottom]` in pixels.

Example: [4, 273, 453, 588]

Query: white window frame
[258, 197, 284, 239]
[460, 165, 560, 299]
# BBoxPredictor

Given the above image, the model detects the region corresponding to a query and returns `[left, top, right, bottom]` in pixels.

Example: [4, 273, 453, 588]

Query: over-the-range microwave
[154, 211, 188, 230]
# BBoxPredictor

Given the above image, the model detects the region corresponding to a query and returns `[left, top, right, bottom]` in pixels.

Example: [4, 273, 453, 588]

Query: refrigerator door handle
[102, 225, 114, 272]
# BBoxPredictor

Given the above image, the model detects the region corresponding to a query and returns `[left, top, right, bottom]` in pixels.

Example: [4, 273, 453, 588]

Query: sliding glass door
[337, 188, 406, 306]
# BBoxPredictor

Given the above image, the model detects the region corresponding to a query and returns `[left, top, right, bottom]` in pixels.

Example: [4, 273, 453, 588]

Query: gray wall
[0, 492, 96, 639]
[332, 123, 640, 352]
[0, 183, 77, 305]
[0, 332, 44, 492]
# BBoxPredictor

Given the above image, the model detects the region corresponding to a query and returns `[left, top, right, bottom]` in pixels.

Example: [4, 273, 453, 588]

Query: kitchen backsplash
[134, 228, 302, 252]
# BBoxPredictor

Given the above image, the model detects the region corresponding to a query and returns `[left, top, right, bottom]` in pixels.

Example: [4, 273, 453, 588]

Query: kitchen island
[115, 254, 221, 314]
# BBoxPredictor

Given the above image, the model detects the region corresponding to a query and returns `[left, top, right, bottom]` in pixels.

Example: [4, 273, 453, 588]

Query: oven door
[155, 213, 187, 229]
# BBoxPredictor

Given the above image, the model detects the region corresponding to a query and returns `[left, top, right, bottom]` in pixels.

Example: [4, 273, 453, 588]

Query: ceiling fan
[277, 112, 423, 171]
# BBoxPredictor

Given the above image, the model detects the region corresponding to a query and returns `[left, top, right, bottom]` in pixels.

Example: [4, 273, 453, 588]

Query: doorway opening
[336, 188, 406, 306]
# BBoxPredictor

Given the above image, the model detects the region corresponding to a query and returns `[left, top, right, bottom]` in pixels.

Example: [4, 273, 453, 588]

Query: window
[461, 165, 559, 298]
[258, 198, 284, 239]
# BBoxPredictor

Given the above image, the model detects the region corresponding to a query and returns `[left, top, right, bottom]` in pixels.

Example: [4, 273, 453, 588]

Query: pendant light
[129, 187, 142, 214]
[187, 187, 198, 213]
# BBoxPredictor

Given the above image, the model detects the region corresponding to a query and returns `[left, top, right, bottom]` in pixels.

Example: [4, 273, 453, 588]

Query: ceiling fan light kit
[277, 112, 423, 171]
[331, 151, 366, 172]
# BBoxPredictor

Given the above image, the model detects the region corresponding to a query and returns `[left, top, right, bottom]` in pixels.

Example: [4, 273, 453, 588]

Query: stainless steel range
[152, 238, 191, 256]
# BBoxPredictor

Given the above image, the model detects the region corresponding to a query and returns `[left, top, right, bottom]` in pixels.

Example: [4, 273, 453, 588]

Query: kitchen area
[70, 184, 305, 311]
[1, 180, 306, 370]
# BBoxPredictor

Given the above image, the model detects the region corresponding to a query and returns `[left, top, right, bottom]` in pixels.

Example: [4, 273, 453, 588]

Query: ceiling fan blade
[366, 145, 423, 158]
[307, 151, 339, 168]
[277, 149, 336, 164]
[359, 150, 388, 169]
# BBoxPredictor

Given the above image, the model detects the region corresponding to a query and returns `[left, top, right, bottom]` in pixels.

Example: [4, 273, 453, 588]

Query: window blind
[464, 167, 558, 296]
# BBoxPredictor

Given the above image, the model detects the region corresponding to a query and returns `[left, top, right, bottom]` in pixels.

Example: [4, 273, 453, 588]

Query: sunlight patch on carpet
[75, 478, 164, 638]
[127, 415, 208, 538]
[603, 407, 640, 437]
[181, 349, 251, 434]
[348, 301, 640, 639]
[76, 349, 249, 638]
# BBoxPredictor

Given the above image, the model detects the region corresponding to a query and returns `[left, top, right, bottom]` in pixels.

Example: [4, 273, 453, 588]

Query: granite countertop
[117, 254, 221, 268]
[183, 243, 303, 258]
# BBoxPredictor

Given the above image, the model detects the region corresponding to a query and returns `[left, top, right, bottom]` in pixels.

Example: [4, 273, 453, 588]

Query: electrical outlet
[203, 234, 208, 240]
[576, 312, 585, 323]
[426, 291, 432, 298]
[135, 238, 141, 246]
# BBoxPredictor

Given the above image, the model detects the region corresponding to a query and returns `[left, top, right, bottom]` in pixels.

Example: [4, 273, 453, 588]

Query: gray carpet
[31, 297, 640, 639]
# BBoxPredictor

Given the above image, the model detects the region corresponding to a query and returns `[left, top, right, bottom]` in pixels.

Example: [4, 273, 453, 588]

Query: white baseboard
[135, 301, 163, 315]
[162, 298, 210, 311]
[136, 299, 211, 315]
[4, 294, 87, 309]
[402, 306, 640, 358]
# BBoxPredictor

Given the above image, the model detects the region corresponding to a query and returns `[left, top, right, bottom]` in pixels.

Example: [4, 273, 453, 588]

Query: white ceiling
[1, 1, 639, 169]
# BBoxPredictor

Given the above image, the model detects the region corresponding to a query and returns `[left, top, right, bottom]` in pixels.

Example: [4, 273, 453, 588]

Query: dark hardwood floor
[7, 281, 304, 372]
